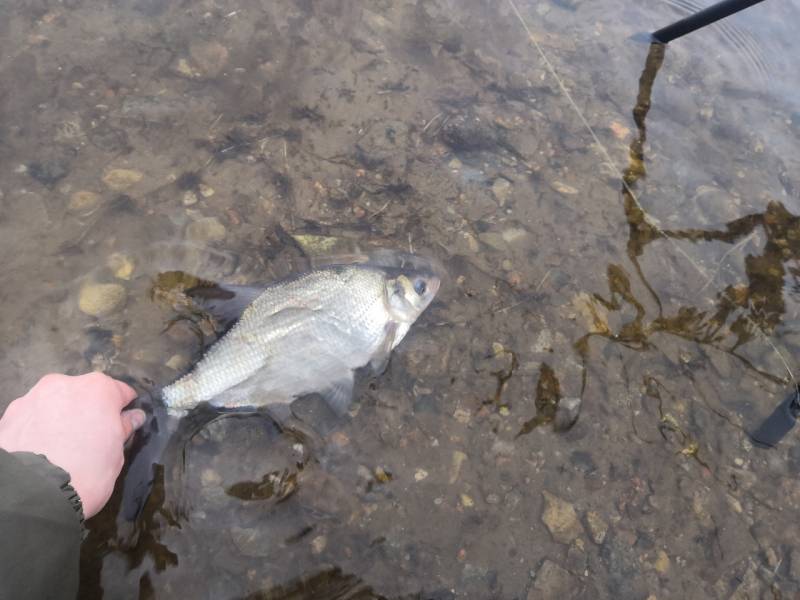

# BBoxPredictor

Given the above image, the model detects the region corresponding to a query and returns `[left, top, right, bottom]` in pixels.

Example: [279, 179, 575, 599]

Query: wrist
[8, 450, 86, 533]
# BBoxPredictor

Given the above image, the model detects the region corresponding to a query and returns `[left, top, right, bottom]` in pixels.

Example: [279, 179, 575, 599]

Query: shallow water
[2, 0, 800, 597]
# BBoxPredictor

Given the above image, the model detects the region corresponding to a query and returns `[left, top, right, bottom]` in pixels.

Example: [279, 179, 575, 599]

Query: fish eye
[413, 278, 427, 295]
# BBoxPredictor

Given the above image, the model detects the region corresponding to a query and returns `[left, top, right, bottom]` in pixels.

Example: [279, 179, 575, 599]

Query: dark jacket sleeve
[0, 449, 84, 600]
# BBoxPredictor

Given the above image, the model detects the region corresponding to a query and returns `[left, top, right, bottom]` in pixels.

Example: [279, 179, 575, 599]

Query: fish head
[383, 265, 441, 323]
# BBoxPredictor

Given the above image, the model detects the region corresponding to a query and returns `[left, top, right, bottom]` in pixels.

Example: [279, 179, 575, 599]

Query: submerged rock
[541, 491, 583, 544]
[528, 560, 578, 599]
[68, 190, 102, 215]
[78, 283, 126, 317]
[584, 511, 608, 545]
[186, 217, 226, 242]
[107, 253, 135, 280]
[102, 168, 143, 190]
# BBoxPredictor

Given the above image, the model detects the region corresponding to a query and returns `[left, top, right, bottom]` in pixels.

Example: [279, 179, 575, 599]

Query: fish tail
[120, 390, 174, 521]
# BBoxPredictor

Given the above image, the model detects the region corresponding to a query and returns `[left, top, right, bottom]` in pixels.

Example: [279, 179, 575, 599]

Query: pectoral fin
[370, 321, 398, 375]
[321, 372, 355, 416]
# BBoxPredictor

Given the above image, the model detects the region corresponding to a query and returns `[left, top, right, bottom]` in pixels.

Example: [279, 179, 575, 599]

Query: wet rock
[186, 217, 226, 243]
[102, 168, 143, 190]
[107, 253, 134, 280]
[491, 177, 512, 206]
[541, 491, 582, 544]
[584, 511, 608, 544]
[68, 190, 101, 215]
[528, 560, 578, 599]
[78, 283, 126, 317]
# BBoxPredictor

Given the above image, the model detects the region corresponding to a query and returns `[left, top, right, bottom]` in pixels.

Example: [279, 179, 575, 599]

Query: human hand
[0, 372, 145, 518]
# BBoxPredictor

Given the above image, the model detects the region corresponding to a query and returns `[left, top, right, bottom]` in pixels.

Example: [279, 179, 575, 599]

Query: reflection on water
[2, 0, 800, 597]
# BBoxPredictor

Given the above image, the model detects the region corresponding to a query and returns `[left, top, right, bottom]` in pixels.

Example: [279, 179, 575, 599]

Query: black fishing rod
[646, 0, 767, 44]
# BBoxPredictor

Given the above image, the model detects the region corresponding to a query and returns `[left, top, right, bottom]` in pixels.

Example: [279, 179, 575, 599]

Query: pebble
[584, 511, 608, 544]
[541, 491, 583, 544]
[609, 121, 630, 140]
[67, 190, 101, 215]
[311, 535, 327, 554]
[448, 158, 463, 170]
[554, 397, 582, 431]
[175, 58, 198, 78]
[107, 253, 135, 280]
[186, 217, 226, 242]
[182, 190, 198, 206]
[166, 354, 189, 371]
[551, 181, 579, 195]
[102, 168, 143, 190]
[198, 183, 215, 198]
[453, 408, 471, 424]
[201, 468, 222, 487]
[78, 282, 126, 317]
[414, 468, 429, 481]
[501, 227, 529, 244]
[291, 234, 343, 255]
[491, 178, 512, 205]
[449, 450, 467, 484]
[653, 549, 670, 574]
[460, 493, 474, 508]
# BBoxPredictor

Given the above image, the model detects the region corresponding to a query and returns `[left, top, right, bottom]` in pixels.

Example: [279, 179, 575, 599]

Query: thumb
[120, 409, 146, 441]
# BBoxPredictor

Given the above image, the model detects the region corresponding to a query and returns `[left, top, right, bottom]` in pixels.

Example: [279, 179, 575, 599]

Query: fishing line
[505, 0, 796, 386]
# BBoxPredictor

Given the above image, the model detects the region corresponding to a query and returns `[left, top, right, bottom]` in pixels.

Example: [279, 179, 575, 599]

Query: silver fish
[162, 261, 440, 415]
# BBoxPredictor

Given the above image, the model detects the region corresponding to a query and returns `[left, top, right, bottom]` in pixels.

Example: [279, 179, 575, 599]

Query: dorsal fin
[187, 283, 264, 329]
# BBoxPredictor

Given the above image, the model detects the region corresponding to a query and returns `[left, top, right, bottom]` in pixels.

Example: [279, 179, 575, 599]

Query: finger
[113, 379, 138, 408]
[120, 409, 147, 441]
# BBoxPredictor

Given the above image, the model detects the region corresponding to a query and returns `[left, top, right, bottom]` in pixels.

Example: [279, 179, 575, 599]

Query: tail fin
[120, 390, 173, 521]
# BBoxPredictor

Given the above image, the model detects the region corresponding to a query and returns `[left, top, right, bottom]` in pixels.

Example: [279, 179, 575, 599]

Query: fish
[120, 254, 441, 520]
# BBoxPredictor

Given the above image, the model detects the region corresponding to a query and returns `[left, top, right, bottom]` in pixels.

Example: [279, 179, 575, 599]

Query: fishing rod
[641, 0, 767, 44]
